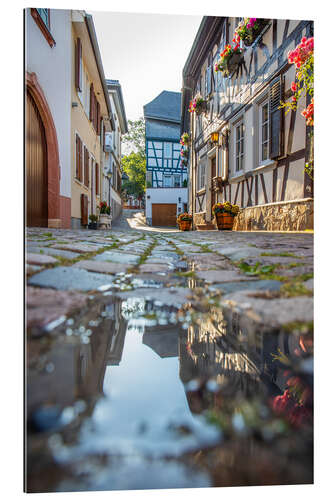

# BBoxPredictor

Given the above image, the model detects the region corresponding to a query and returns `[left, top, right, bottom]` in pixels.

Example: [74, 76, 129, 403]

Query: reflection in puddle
[26, 293, 313, 492]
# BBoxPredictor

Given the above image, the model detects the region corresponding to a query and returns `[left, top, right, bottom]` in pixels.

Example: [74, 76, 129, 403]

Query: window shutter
[78, 137, 83, 182]
[89, 84, 94, 121]
[84, 146, 89, 187]
[75, 135, 79, 179]
[100, 118, 103, 147]
[75, 38, 82, 92]
[97, 102, 100, 135]
[103, 124, 106, 152]
[95, 164, 99, 195]
[269, 76, 284, 159]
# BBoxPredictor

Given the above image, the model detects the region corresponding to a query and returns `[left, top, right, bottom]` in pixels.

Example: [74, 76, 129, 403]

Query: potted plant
[180, 158, 188, 168]
[189, 94, 207, 115]
[215, 44, 243, 77]
[88, 214, 98, 230]
[182, 178, 188, 188]
[177, 212, 192, 231]
[180, 132, 190, 146]
[180, 148, 189, 159]
[234, 18, 269, 47]
[99, 201, 112, 229]
[212, 202, 239, 230]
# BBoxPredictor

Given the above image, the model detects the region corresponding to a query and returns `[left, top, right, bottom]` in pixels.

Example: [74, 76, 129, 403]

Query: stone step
[196, 223, 217, 231]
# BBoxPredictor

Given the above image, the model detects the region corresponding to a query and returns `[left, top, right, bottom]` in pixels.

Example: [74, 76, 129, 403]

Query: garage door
[152, 203, 177, 227]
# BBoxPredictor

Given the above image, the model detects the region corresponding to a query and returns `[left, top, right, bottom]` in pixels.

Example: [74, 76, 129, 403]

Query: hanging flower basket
[212, 202, 239, 230]
[215, 46, 243, 78]
[189, 95, 207, 115]
[180, 132, 190, 146]
[235, 18, 269, 47]
[180, 148, 189, 159]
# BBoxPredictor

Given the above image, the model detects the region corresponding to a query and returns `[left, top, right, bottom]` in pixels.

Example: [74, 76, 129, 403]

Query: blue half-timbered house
[144, 91, 188, 226]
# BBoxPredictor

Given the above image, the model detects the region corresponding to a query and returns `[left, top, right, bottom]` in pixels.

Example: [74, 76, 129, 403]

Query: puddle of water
[26, 290, 313, 492]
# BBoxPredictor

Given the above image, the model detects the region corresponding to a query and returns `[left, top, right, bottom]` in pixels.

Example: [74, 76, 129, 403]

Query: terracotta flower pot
[215, 212, 234, 230]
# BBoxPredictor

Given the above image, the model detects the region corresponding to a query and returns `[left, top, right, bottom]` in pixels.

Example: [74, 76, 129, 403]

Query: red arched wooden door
[26, 90, 48, 227]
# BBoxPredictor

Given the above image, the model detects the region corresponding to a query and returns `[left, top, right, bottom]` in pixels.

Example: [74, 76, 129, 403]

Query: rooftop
[143, 91, 181, 124]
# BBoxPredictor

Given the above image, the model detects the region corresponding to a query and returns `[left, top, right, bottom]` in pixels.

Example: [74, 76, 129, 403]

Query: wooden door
[26, 91, 48, 227]
[211, 156, 216, 217]
[152, 203, 177, 227]
[91, 158, 95, 214]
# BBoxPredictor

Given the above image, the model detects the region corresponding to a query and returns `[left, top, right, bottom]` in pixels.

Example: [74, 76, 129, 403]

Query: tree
[121, 152, 146, 200]
[122, 117, 146, 156]
[121, 117, 146, 200]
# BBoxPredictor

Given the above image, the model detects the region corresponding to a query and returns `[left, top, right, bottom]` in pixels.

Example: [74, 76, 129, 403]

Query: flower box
[189, 95, 207, 115]
[99, 214, 111, 229]
[179, 220, 191, 231]
[235, 18, 269, 47]
[215, 212, 234, 230]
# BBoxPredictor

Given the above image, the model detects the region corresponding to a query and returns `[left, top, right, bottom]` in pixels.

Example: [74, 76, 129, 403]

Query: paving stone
[72, 260, 131, 274]
[52, 243, 100, 254]
[303, 278, 314, 291]
[94, 251, 139, 265]
[26, 247, 78, 260]
[195, 270, 258, 283]
[28, 266, 116, 291]
[212, 279, 282, 294]
[215, 246, 266, 261]
[26, 253, 58, 265]
[139, 263, 171, 273]
[26, 286, 88, 331]
[26, 265, 43, 276]
[221, 291, 313, 327]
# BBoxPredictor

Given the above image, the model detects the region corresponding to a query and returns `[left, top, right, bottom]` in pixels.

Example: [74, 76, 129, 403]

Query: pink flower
[291, 81, 297, 92]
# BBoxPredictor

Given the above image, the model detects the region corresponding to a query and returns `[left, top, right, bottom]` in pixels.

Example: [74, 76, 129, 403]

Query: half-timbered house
[144, 91, 188, 227]
[181, 17, 314, 231]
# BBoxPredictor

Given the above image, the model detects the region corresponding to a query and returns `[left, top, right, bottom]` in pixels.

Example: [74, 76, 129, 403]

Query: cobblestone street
[26, 210, 314, 492]
[27, 209, 313, 332]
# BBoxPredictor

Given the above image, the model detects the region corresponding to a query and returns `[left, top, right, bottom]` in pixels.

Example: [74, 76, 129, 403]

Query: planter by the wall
[221, 52, 243, 77]
[179, 220, 191, 231]
[243, 19, 269, 46]
[215, 212, 234, 230]
[88, 222, 98, 230]
[99, 214, 112, 229]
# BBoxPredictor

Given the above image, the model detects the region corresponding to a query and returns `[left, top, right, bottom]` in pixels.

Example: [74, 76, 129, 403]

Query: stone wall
[233, 199, 314, 232]
[193, 212, 207, 228]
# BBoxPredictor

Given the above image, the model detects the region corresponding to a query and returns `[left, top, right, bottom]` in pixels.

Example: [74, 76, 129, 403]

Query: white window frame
[163, 174, 172, 188]
[197, 160, 206, 190]
[235, 120, 244, 173]
[259, 99, 270, 164]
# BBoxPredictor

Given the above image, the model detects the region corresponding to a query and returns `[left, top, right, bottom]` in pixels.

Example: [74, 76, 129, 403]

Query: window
[174, 175, 181, 188]
[198, 161, 206, 190]
[164, 142, 172, 159]
[84, 146, 89, 187]
[163, 175, 172, 187]
[95, 164, 99, 195]
[75, 134, 83, 182]
[259, 101, 270, 163]
[37, 9, 50, 28]
[30, 8, 55, 47]
[235, 121, 244, 172]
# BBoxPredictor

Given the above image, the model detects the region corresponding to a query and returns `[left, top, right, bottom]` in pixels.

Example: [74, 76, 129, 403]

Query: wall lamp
[210, 131, 219, 144]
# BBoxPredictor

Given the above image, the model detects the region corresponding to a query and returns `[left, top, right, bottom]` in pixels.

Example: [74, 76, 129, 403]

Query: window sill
[74, 179, 89, 190]
[30, 9, 56, 48]
[252, 159, 277, 173]
[229, 171, 245, 182]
